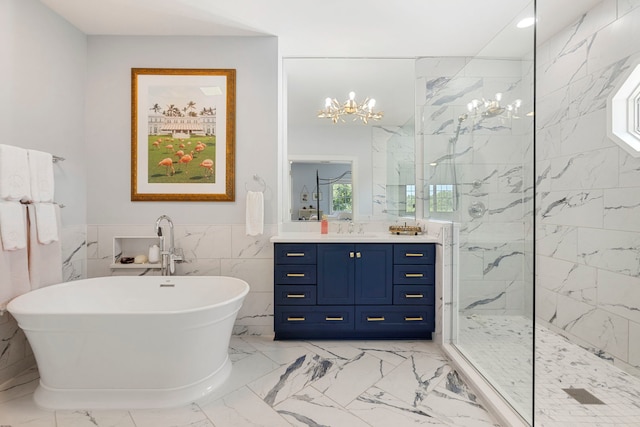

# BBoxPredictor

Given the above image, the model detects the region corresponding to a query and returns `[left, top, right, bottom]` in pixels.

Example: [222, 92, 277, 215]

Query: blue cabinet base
[274, 242, 436, 341]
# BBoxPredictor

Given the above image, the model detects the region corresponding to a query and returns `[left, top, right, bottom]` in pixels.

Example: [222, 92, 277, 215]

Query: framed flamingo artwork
[131, 68, 236, 201]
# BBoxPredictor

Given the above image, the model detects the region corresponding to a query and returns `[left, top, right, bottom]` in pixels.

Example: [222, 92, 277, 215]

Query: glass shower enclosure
[418, 2, 534, 424]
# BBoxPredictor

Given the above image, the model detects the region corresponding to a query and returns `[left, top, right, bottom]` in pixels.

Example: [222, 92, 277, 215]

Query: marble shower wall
[536, 0, 640, 377]
[372, 125, 415, 219]
[416, 57, 534, 317]
[87, 223, 277, 336]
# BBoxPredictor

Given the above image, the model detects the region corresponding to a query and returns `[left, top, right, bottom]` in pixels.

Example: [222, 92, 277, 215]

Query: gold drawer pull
[356, 252, 361, 258]
[405, 253, 424, 257]
[405, 316, 424, 321]
[325, 316, 344, 321]
[286, 294, 306, 298]
[286, 273, 306, 277]
[350, 251, 355, 258]
[367, 316, 385, 322]
[405, 294, 424, 298]
[286, 253, 305, 257]
[287, 317, 306, 321]
[405, 273, 424, 278]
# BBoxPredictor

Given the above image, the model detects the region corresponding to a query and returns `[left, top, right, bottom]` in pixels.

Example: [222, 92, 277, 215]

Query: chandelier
[467, 93, 522, 120]
[317, 91, 384, 124]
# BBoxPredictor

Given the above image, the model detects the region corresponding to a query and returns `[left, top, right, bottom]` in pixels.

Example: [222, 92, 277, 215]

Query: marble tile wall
[416, 56, 534, 317]
[536, 0, 640, 377]
[87, 223, 278, 336]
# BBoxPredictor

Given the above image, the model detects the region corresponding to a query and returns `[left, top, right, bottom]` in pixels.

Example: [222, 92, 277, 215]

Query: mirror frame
[285, 154, 358, 223]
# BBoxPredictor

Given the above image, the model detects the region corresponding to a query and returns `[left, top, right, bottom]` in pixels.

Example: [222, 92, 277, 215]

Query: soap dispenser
[321, 215, 329, 234]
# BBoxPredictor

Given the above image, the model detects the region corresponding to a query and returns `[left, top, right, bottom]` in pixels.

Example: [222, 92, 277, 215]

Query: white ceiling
[39, 0, 603, 127]
[39, 0, 601, 58]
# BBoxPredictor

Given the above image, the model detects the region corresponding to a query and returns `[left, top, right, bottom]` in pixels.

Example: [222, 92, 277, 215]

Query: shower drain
[562, 388, 605, 404]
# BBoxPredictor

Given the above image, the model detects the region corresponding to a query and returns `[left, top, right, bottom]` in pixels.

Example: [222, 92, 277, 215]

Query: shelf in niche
[111, 236, 163, 269]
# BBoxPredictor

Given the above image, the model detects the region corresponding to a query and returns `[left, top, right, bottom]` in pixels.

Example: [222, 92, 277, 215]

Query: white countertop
[270, 232, 439, 244]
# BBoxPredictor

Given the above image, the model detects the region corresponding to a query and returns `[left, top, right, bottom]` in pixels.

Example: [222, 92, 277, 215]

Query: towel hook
[52, 155, 65, 163]
[245, 174, 266, 193]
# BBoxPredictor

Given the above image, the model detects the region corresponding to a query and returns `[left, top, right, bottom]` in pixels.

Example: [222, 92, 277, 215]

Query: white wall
[536, 0, 640, 377]
[85, 36, 278, 225]
[0, 0, 87, 384]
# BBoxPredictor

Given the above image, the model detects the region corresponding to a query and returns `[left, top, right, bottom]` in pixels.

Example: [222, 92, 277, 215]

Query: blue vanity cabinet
[317, 244, 393, 305]
[273, 241, 435, 340]
[316, 244, 356, 304]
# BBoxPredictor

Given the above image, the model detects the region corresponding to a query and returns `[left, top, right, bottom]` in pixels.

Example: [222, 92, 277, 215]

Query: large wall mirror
[284, 57, 416, 222]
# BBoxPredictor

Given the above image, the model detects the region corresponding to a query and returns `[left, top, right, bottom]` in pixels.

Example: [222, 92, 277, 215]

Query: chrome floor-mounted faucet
[154, 215, 183, 276]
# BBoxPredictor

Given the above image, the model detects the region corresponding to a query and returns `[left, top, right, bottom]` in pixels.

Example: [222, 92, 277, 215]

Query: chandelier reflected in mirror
[467, 93, 522, 120]
[317, 91, 384, 124]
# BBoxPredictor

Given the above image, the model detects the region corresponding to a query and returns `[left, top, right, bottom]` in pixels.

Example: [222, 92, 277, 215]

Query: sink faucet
[348, 221, 355, 234]
[154, 215, 182, 275]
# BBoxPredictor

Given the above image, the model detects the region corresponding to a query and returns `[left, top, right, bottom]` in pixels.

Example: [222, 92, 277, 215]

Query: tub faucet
[155, 215, 182, 276]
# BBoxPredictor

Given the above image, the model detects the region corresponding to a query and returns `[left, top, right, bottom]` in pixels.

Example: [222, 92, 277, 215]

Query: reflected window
[406, 184, 416, 214]
[331, 183, 352, 213]
[429, 184, 454, 213]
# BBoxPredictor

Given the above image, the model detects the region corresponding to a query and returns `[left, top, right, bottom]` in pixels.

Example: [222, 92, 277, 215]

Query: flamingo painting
[158, 158, 175, 176]
[199, 159, 214, 178]
[178, 152, 193, 174]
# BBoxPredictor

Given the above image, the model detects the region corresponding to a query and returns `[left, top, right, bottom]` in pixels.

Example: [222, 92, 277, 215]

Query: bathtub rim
[7, 275, 250, 316]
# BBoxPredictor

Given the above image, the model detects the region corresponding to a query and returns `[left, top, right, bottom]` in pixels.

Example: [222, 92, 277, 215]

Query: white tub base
[34, 356, 232, 410]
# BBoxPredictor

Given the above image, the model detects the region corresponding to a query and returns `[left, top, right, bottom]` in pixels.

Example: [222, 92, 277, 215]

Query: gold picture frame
[131, 68, 236, 201]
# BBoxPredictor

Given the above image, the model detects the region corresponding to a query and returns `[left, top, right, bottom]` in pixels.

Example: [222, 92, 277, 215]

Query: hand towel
[27, 149, 54, 203]
[0, 243, 30, 310]
[245, 191, 264, 236]
[0, 144, 31, 201]
[34, 203, 59, 244]
[0, 201, 27, 251]
[27, 204, 62, 290]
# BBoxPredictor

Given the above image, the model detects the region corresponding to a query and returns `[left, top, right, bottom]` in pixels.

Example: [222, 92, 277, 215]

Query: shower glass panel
[419, 2, 534, 423]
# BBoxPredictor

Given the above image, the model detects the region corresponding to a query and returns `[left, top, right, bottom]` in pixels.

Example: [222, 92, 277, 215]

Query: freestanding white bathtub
[7, 275, 249, 410]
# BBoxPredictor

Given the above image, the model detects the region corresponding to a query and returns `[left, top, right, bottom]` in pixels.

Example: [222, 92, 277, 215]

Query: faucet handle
[172, 248, 184, 262]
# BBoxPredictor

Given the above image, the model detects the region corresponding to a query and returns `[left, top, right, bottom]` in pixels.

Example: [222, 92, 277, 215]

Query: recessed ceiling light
[517, 17, 535, 29]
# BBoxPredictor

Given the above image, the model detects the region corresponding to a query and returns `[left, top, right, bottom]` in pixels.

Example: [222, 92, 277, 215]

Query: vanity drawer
[275, 244, 317, 265]
[355, 306, 434, 332]
[275, 285, 317, 305]
[393, 264, 435, 285]
[275, 306, 354, 332]
[393, 285, 434, 305]
[274, 265, 317, 285]
[393, 244, 435, 265]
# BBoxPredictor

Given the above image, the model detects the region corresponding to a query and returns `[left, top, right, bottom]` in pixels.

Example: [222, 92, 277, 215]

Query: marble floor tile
[55, 410, 135, 427]
[129, 403, 212, 427]
[0, 335, 501, 427]
[346, 386, 452, 426]
[311, 352, 396, 407]
[275, 386, 371, 427]
[199, 386, 289, 427]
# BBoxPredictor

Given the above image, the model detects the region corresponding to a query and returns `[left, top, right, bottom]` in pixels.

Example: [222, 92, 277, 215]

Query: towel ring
[245, 174, 266, 192]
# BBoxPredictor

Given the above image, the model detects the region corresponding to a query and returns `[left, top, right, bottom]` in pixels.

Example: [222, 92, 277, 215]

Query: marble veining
[0, 336, 500, 427]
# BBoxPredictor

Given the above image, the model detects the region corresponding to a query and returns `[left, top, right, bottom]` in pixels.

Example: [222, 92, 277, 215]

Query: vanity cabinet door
[317, 244, 355, 304]
[355, 244, 393, 304]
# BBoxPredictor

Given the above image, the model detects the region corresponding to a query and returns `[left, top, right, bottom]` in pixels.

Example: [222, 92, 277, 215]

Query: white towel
[26, 204, 62, 290]
[0, 243, 30, 310]
[27, 149, 54, 203]
[245, 191, 264, 236]
[33, 203, 59, 244]
[0, 144, 31, 201]
[0, 201, 27, 251]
